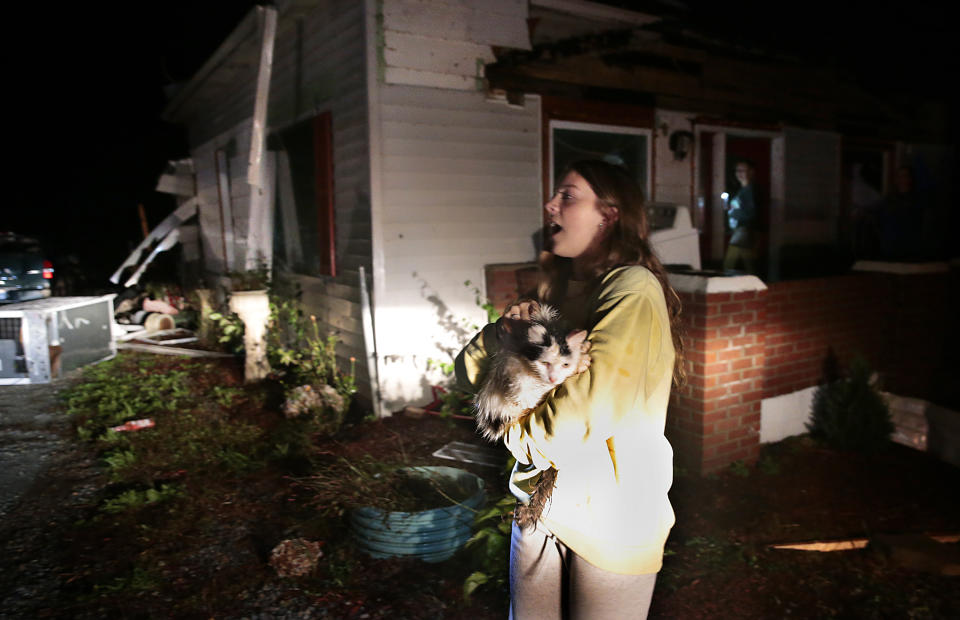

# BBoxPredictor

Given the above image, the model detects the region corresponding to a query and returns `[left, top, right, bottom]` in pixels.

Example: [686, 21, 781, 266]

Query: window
[273, 111, 336, 276]
[549, 120, 652, 200]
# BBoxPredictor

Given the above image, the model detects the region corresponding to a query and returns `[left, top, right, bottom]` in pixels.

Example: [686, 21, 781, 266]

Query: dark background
[6, 1, 954, 289]
[7, 2, 259, 285]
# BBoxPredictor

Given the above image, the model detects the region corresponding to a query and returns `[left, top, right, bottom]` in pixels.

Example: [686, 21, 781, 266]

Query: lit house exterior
[161, 0, 954, 473]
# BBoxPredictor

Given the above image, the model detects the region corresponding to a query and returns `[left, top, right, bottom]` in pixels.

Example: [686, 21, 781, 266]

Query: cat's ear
[567, 329, 588, 348]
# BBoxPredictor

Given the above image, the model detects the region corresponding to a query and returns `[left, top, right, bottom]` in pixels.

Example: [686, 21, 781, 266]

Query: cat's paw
[577, 350, 592, 375]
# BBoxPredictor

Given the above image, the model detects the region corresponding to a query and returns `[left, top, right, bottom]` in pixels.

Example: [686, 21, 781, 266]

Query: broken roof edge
[162, 6, 264, 123]
[531, 0, 661, 27]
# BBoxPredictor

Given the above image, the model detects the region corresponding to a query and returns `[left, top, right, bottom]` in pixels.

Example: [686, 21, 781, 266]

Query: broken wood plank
[771, 533, 959, 552]
[117, 343, 233, 358]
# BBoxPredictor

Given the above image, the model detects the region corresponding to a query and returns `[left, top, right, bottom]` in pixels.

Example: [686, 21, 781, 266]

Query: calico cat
[474, 303, 590, 528]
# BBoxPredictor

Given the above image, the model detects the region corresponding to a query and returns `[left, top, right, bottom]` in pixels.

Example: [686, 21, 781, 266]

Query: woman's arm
[505, 274, 673, 468]
[454, 322, 499, 394]
[454, 299, 540, 394]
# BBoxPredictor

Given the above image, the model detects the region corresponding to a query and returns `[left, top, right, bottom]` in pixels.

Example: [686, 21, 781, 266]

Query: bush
[265, 279, 357, 434]
[806, 355, 893, 452]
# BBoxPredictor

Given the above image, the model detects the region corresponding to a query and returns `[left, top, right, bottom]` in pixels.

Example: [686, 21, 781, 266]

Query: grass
[46, 352, 960, 619]
[53, 352, 506, 618]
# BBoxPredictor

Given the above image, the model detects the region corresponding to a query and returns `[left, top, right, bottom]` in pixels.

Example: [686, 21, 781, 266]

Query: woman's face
[544, 171, 608, 259]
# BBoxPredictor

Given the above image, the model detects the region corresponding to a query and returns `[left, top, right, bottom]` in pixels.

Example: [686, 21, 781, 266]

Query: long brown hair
[538, 159, 686, 387]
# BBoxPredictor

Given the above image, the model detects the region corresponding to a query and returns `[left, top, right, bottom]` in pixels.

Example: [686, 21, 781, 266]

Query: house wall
[176, 1, 373, 401]
[363, 0, 536, 413]
[371, 84, 542, 411]
[190, 120, 256, 277]
[380, 0, 529, 91]
[270, 0, 372, 385]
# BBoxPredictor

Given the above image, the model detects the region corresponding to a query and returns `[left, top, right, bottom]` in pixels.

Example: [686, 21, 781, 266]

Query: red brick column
[667, 278, 767, 475]
[484, 262, 538, 314]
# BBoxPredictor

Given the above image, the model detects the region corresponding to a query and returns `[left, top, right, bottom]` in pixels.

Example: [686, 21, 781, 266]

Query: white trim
[247, 6, 277, 189]
[694, 124, 781, 140]
[667, 273, 767, 294]
[366, 0, 389, 418]
[215, 149, 236, 271]
[549, 120, 653, 196]
[760, 386, 816, 444]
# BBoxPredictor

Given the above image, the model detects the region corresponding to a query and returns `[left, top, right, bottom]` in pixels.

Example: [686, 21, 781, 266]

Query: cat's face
[528, 325, 587, 385]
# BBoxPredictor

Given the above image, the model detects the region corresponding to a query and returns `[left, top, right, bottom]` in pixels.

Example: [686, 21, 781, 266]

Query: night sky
[7, 1, 953, 288]
[9, 2, 258, 283]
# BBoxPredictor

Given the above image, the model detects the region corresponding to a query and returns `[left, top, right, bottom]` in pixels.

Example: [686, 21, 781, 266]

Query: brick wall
[763, 275, 883, 398]
[672, 268, 953, 474]
[484, 263, 955, 475]
[764, 271, 951, 400]
[667, 289, 766, 474]
[484, 262, 539, 314]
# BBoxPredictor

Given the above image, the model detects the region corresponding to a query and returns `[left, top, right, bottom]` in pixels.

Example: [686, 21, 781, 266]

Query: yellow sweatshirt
[455, 265, 676, 575]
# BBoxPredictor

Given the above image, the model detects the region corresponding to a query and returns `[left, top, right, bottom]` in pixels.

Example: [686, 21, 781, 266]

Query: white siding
[175, 1, 373, 403]
[271, 0, 372, 390]
[190, 119, 256, 277]
[372, 84, 541, 410]
[380, 0, 529, 90]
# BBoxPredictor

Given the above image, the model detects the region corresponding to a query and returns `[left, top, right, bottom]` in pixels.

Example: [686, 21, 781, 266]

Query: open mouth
[547, 221, 563, 236]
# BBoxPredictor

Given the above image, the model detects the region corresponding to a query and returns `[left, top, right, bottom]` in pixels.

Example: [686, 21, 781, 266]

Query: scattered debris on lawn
[135, 328, 199, 346]
[116, 342, 233, 358]
[269, 538, 325, 578]
[432, 441, 505, 468]
[109, 418, 155, 433]
[771, 533, 960, 553]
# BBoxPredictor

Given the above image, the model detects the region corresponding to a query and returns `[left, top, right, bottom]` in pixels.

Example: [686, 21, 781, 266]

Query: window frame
[548, 119, 653, 201]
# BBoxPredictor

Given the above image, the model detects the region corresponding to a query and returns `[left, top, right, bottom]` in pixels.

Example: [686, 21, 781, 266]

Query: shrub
[806, 355, 893, 452]
[265, 279, 357, 434]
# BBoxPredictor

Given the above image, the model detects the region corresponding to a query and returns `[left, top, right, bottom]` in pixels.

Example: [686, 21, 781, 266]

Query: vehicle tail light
[42, 260, 54, 279]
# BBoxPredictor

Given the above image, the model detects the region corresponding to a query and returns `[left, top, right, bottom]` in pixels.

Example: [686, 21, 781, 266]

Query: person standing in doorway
[723, 160, 761, 273]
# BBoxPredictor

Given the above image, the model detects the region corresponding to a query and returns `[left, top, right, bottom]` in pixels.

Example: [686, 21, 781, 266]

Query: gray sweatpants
[509, 521, 658, 619]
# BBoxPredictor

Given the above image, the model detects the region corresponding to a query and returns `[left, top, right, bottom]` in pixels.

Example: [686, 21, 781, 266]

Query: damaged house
[158, 0, 954, 473]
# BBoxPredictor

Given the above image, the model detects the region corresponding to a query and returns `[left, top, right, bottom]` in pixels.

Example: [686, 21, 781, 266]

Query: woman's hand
[503, 300, 540, 321]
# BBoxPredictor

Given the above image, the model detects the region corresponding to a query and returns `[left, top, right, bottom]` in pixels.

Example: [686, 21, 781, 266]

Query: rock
[268, 538, 323, 578]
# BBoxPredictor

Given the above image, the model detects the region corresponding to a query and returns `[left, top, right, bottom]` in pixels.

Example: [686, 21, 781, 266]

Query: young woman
[456, 159, 685, 619]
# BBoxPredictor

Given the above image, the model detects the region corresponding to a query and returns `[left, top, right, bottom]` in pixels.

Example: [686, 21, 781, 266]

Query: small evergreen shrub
[806, 355, 893, 452]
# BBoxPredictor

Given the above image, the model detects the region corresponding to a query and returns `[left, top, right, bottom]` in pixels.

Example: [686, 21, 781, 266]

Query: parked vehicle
[0, 232, 54, 303]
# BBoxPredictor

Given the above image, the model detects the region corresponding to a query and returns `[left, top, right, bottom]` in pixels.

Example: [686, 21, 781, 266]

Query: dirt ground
[1, 355, 958, 619]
